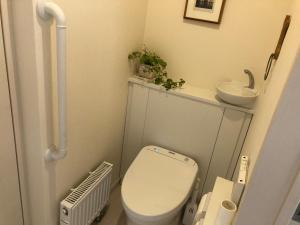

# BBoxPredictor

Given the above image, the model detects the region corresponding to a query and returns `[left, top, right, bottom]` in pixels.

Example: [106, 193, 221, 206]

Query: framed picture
[184, 0, 226, 24]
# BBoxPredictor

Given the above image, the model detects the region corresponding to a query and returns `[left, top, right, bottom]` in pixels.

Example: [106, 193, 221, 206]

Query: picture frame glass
[185, 0, 224, 23]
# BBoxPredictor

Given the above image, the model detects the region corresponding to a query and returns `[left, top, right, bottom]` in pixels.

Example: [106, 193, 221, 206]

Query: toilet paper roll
[193, 192, 212, 224]
[214, 200, 237, 225]
[193, 193, 208, 224]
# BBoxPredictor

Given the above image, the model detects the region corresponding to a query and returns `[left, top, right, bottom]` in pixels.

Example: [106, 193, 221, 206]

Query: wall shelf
[129, 77, 255, 114]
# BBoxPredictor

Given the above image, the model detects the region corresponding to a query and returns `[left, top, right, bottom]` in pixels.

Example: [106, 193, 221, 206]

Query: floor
[96, 185, 126, 225]
[96, 185, 184, 225]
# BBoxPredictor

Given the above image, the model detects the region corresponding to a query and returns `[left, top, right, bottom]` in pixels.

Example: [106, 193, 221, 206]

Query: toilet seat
[121, 146, 198, 224]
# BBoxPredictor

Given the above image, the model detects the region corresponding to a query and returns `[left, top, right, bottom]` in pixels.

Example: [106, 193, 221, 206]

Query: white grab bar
[37, 0, 67, 161]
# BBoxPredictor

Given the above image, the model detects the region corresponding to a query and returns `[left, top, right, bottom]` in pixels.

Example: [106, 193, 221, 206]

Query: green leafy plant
[128, 48, 167, 70]
[128, 48, 185, 90]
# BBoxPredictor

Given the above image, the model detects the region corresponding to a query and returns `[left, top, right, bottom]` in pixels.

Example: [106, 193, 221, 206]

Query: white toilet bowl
[121, 146, 198, 225]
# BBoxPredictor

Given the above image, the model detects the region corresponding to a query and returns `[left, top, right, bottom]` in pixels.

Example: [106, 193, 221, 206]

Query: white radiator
[60, 162, 113, 225]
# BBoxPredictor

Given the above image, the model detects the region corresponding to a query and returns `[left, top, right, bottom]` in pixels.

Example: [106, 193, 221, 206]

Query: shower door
[0, 14, 23, 225]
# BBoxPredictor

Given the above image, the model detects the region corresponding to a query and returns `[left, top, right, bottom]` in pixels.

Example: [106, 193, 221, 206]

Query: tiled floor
[96, 185, 126, 225]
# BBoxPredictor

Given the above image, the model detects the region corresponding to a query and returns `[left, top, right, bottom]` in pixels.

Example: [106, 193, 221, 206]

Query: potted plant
[128, 48, 185, 90]
[128, 48, 167, 79]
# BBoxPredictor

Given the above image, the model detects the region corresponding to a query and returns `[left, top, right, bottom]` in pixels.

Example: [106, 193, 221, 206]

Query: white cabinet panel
[202, 109, 252, 194]
[121, 81, 253, 195]
[121, 83, 149, 176]
[142, 89, 224, 193]
[0, 18, 23, 225]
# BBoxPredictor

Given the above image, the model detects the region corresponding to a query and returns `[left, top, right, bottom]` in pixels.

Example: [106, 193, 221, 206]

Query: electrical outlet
[292, 202, 300, 222]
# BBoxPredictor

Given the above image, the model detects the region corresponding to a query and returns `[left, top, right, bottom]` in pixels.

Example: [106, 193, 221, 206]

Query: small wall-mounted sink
[217, 81, 259, 107]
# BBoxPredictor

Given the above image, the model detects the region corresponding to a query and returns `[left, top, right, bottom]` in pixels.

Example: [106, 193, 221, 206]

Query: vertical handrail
[37, 0, 67, 161]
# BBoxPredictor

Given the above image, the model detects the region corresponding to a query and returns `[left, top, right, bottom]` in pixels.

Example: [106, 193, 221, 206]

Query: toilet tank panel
[121, 79, 252, 195]
[142, 88, 223, 194]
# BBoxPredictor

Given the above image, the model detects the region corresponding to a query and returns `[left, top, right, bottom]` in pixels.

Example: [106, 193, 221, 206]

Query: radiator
[60, 162, 113, 225]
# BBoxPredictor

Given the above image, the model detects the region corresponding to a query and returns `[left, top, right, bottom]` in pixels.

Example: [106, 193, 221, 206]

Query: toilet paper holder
[192, 157, 249, 225]
[231, 156, 249, 205]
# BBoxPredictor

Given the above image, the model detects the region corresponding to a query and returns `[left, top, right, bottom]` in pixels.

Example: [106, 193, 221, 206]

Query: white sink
[216, 81, 259, 107]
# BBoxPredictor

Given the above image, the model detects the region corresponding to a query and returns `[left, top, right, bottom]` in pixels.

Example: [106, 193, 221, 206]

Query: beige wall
[51, 0, 148, 202]
[143, 0, 292, 89]
[234, 0, 300, 224]
[8, 0, 300, 224]
[240, 0, 300, 178]
[9, 0, 148, 224]
[142, 0, 298, 181]
[9, 0, 50, 224]
[235, 49, 300, 224]
[0, 14, 23, 225]
[276, 171, 300, 225]
[143, 1, 300, 223]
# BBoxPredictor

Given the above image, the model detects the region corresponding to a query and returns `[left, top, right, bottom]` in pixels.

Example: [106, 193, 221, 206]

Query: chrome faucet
[244, 69, 255, 89]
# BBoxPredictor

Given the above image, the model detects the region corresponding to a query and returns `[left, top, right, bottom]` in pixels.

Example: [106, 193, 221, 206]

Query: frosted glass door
[0, 16, 23, 225]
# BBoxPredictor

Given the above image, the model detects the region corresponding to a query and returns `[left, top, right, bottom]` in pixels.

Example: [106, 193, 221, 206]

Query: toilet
[121, 146, 198, 225]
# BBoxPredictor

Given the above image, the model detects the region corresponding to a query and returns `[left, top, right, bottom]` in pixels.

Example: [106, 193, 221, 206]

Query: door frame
[0, 1, 29, 224]
[275, 170, 300, 225]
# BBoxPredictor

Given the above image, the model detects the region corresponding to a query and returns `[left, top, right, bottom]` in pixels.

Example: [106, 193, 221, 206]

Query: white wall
[143, 0, 292, 89]
[235, 49, 300, 225]
[239, 0, 300, 178]
[142, 0, 298, 187]
[9, 0, 148, 224]
[50, 0, 148, 205]
[276, 171, 300, 225]
[234, 0, 300, 224]
[9, 1, 51, 224]
[0, 13, 23, 225]
[8, 0, 300, 224]
[143, 1, 300, 224]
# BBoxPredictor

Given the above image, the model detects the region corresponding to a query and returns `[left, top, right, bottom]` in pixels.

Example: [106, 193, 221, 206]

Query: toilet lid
[121, 146, 198, 219]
